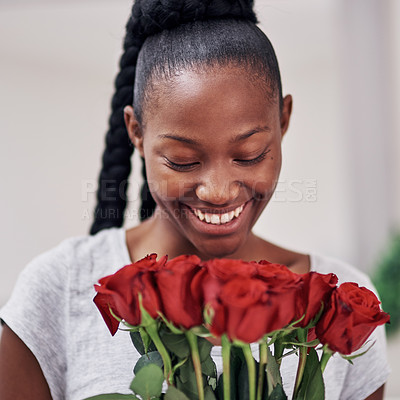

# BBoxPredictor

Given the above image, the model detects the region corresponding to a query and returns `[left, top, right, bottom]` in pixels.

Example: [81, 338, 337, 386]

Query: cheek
[245, 150, 282, 199]
[145, 161, 196, 202]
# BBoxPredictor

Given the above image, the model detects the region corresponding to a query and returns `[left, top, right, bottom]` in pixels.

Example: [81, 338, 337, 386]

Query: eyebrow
[157, 125, 271, 146]
[158, 133, 198, 145]
[230, 126, 271, 143]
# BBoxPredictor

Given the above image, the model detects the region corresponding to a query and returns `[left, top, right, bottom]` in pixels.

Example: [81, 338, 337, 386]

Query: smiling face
[125, 65, 292, 259]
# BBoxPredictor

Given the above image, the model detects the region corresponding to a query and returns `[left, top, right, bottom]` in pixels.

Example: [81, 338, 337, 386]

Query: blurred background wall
[0, 0, 399, 397]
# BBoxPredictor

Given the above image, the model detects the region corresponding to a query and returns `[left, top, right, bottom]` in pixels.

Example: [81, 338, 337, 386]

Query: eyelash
[164, 158, 199, 172]
[164, 149, 270, 172]
[234, 149, 271, 166]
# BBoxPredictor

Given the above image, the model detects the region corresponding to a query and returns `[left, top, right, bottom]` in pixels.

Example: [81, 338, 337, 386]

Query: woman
[0, 1, 389, 399]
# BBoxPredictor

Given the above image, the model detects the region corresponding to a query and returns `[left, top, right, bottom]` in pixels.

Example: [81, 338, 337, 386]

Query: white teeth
[210, 214, 221, 224]
[193, 203, 245, 225]
[220, 213, 230, 224]
[197, 210, 205, 221]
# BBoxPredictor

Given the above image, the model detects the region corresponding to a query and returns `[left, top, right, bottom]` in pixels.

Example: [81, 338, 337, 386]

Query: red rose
[94, 254, 166, 335]
[255, 260, 300, 281]
[192, 259, 259, 336]
[93, 274, 120, 336]
[316, 282, 390, 354]
[254, 261, 305, 329]
[198, 259, 303, 341]
[294, 272, 338, 327]
[217, 277, 271, 342]
[212, 274, 302, 342]
[206, 258, 258, 281]
[156, 255, 203, 329]
[195, 258, 258, 305]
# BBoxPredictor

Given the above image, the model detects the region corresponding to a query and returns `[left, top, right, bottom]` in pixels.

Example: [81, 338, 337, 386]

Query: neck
[128, 206, 261, 262]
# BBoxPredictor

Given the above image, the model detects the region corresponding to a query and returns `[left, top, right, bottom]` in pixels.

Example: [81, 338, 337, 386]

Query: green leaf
[198, 337, 214, 361]
[140, 327, 157, 354]
[130, 331, 156, 355]
[171, 357, 189, 377]
[133, 351, 164, 375]
[160, 330, 190, 358]
[158, 312, 184, 335]
[208, 377, 217, 391]
[84, 394, 140, 400]
[204, 384, 217, 400]
[130, 364, 164, 399]
[281, 340, 320, 348]
[236, 349, 265, 400]
[266, 345, 282, 390]
[165, 386, 190, 400]
[190, 325, 213, 338]
[268, 384, 287, 400]
[174, 357, 216, 400]
[175, 368, 201, 399]
[216, 373, 236, 400]
[201, 356, 217, 378]
[215, 346, 245, 400]
[340, 340, 375, 362]
[295, 348, 324, 400]
[176, 357, 194, 384]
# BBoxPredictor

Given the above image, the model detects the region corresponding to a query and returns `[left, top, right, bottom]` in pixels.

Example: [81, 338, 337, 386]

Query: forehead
[138, 66, 282, 152]
[142, 65, 279, 130]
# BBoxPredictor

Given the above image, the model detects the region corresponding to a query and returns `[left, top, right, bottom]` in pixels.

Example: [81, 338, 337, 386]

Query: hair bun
[131, 0, 258, 39]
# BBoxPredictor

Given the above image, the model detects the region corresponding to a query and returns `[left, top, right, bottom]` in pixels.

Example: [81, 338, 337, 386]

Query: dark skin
[0, 325, 52, 400]
[124, 66, 308, 268]
[0, 66, 385, 399]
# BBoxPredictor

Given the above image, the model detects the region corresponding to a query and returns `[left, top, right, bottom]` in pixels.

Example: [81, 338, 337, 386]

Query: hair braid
[91, 0, 260, 235]
[90, 17, 144, 235]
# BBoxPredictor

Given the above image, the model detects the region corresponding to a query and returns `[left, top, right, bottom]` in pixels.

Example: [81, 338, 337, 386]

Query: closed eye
[235, 149, 271, 166]
[164, 157, 200, 172]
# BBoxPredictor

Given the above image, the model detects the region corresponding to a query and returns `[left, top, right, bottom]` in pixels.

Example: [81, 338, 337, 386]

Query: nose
[195, 171, 241, 205]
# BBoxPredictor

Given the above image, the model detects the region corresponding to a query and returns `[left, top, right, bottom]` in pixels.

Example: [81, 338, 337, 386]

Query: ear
[280, 94, 293, 138]
[124, 106, 144, 157]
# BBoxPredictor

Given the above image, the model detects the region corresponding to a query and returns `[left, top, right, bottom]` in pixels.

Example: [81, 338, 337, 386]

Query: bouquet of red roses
[87, 254, 390, 400]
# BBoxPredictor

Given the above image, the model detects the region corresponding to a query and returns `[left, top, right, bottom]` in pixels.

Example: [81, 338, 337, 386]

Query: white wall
[0, 0, 399, 394]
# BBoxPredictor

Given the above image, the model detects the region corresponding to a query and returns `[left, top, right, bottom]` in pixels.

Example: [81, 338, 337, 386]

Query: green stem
[185, 331, 204, 400]
[242, 344, 256, 400]
[221, 335, 232, 400]
[320, 347, 333, 374]
[293, 329, 308, 398]
[145, 324, 172, 384]
[257, 342, 267, 400]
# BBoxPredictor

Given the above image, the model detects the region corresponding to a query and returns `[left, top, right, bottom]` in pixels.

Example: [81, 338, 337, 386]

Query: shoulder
[19, 227, 129, 284]
[0, 227, 130, 399]
[0, 227, 129, 331]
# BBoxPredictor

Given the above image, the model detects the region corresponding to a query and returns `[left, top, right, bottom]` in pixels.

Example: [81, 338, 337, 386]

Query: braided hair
[90, 0, 283, 235]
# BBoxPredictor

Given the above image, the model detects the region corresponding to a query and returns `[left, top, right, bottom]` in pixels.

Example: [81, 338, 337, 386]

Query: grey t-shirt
[0, 228, 390, 400]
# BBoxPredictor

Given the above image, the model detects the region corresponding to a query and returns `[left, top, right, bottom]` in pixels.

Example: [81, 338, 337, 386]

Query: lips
[178, 200, 252, 238]
[192, 204, 245, 225]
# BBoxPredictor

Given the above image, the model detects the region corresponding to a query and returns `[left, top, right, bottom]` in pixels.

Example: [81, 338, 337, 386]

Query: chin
[194, 236, 245, 260]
